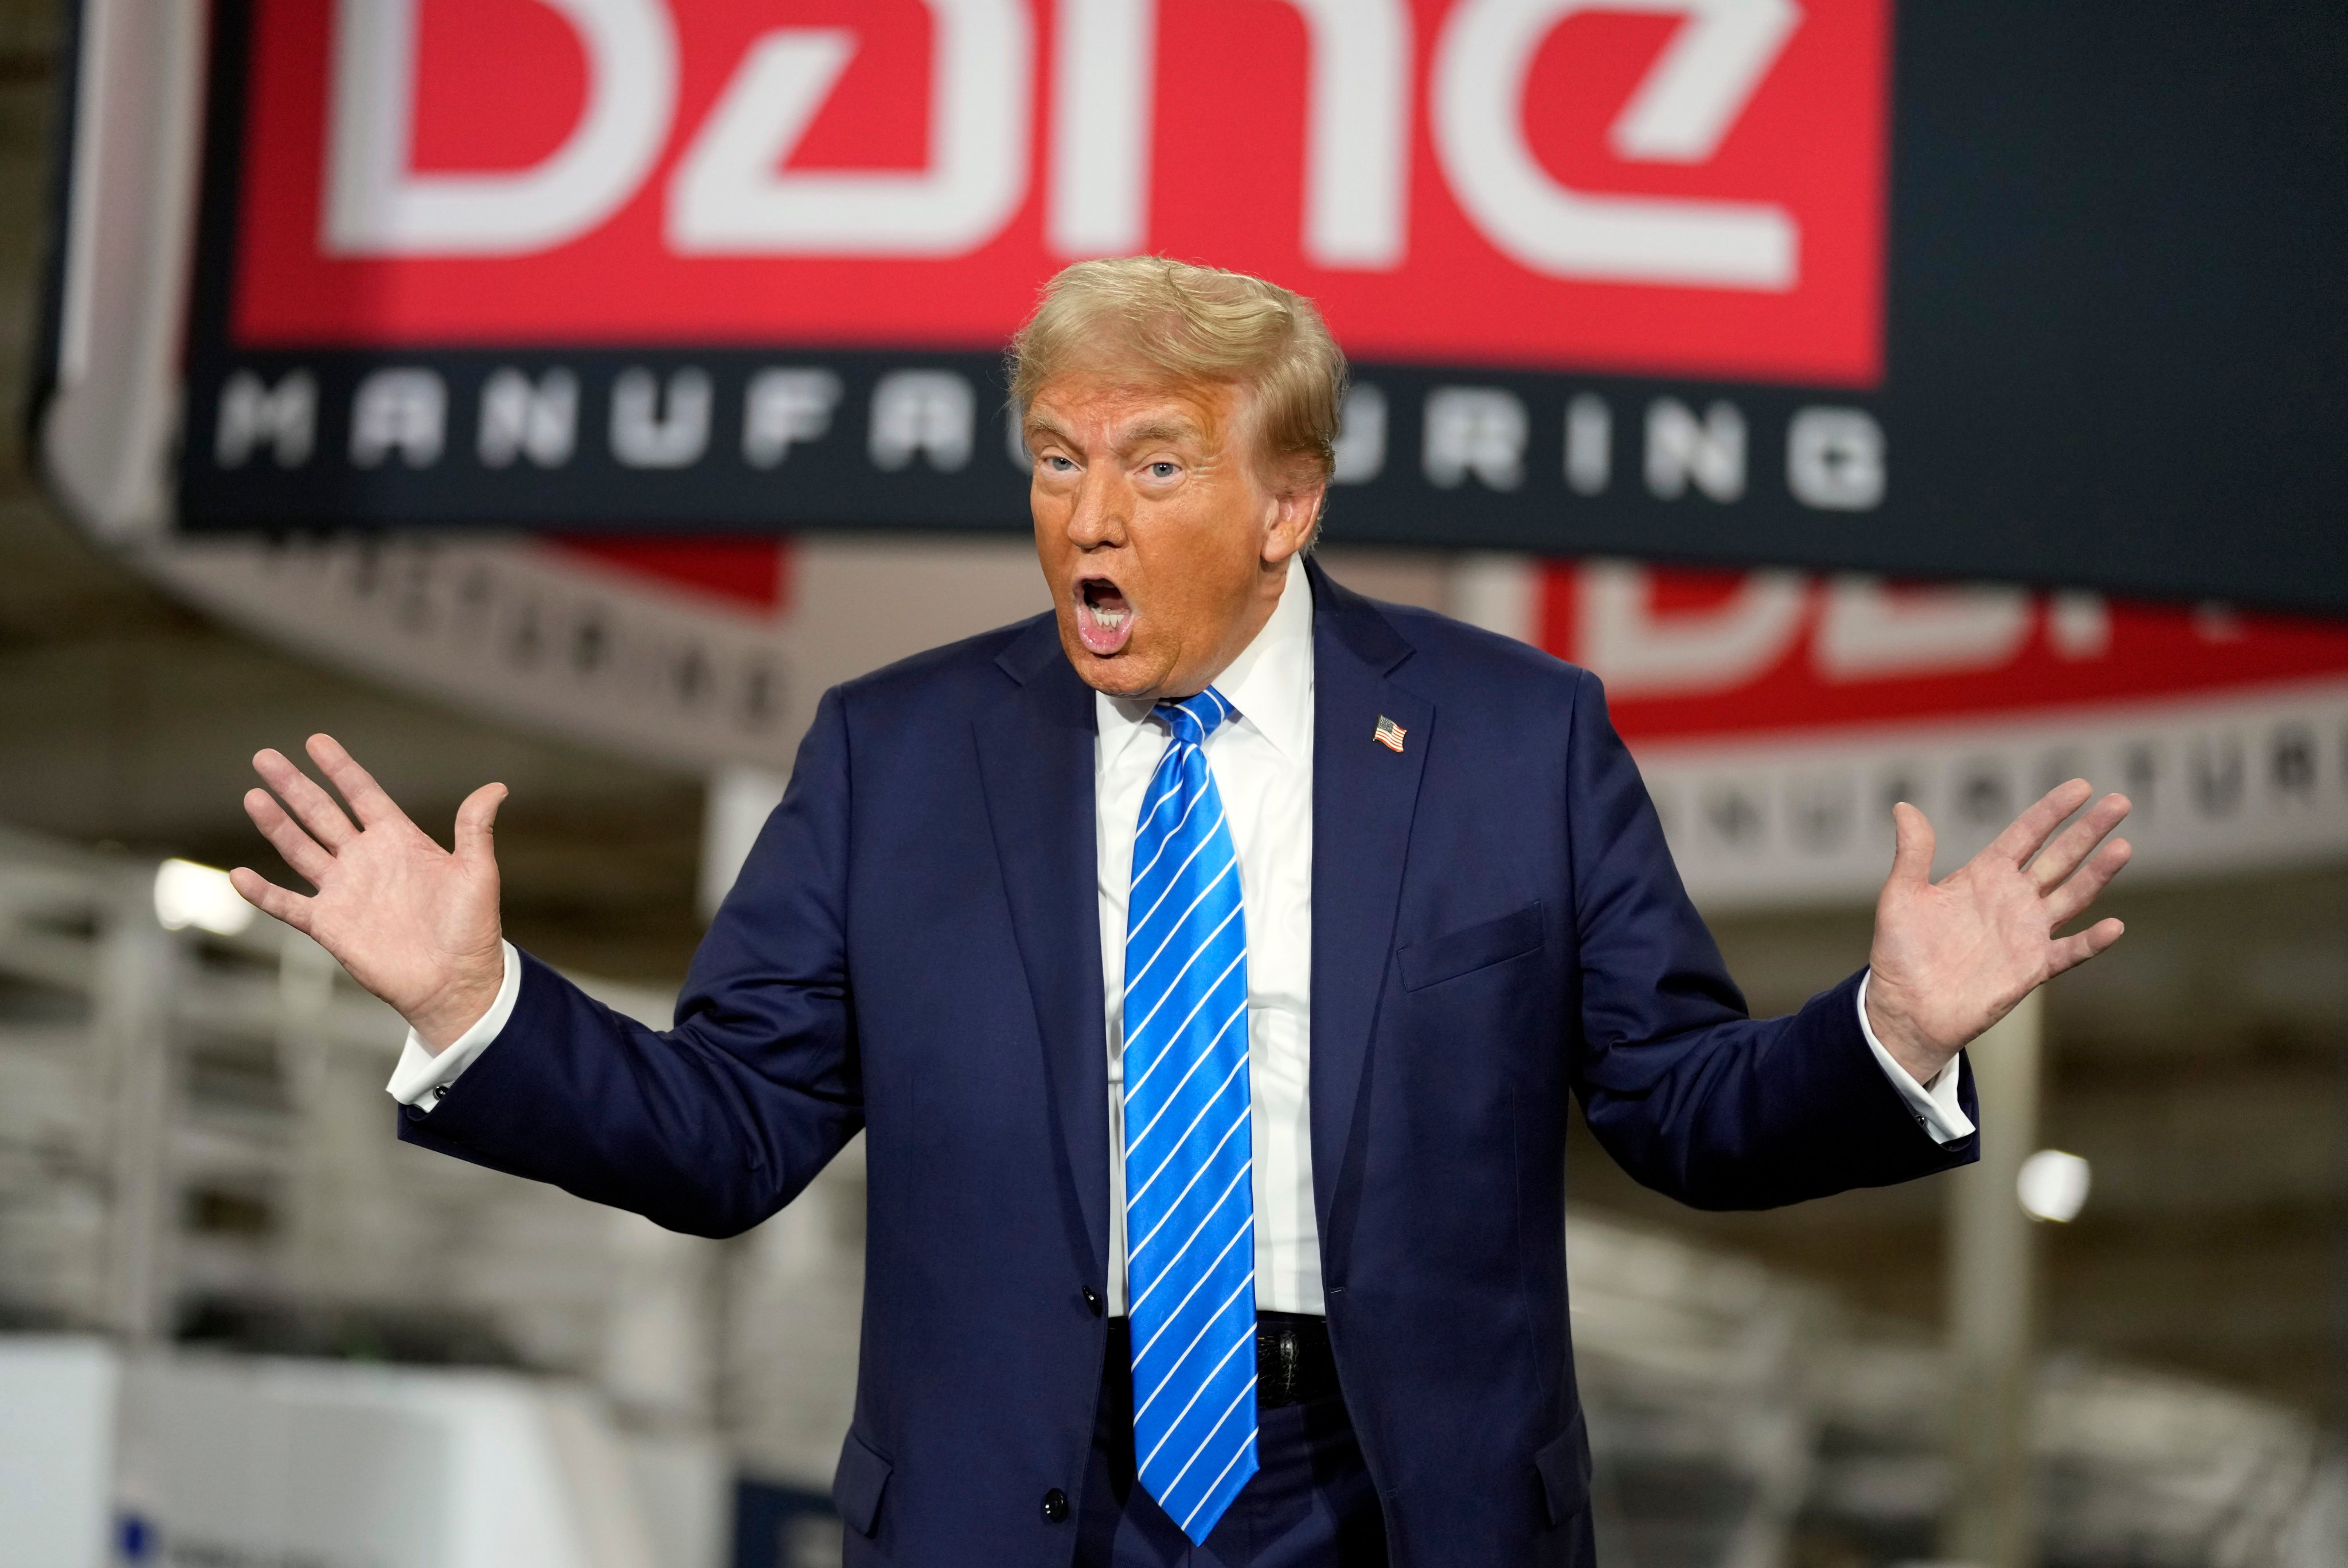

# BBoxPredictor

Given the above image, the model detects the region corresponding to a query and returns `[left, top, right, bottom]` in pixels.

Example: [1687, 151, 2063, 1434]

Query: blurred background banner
[35, 0, 2348, 609]
[1509, 561, 2348, 905]
[127, 531, 2348, 903]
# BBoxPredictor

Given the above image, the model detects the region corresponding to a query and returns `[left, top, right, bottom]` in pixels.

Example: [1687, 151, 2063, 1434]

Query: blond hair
[1008, 256, 1346, 495]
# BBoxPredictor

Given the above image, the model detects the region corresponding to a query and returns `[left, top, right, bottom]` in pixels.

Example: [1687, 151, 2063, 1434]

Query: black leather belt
[1107, 1312, 1342, 1410]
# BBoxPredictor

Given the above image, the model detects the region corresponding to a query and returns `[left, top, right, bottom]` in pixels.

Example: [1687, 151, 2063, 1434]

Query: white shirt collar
[1096, 553, 1314, 764]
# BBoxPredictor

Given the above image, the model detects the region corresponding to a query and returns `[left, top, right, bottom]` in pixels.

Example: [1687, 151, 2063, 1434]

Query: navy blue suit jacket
[401, 562, 1976, 1565]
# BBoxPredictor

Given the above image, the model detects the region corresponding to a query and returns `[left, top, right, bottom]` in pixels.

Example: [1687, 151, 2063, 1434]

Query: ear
[1261, 463, 1326, 566]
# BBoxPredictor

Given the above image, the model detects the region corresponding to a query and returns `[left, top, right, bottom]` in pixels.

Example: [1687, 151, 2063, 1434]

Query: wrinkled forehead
[1022, 372, 1252, 452]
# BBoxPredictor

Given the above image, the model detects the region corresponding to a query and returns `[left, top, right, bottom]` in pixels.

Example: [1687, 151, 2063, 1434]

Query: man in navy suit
[234, 259, 2131, 1566]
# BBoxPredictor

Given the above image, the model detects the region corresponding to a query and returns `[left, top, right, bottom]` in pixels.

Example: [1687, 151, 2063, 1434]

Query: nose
[1066, 468, 1130, 551]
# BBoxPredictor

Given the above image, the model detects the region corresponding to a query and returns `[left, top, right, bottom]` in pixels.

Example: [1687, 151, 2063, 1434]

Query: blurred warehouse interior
[3, 3, 2347, 1566]
[3, 822, 2343, 1567]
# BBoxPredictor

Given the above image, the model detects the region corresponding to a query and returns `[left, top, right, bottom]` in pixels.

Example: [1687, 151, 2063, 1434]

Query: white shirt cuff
[1855, 969, 1976, 1144]
[386, 941, 522, 1110]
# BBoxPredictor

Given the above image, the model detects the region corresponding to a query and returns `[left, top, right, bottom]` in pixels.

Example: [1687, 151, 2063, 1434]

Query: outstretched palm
[1865, 779, 2132, 1084]
[231, 734, 509, 1050]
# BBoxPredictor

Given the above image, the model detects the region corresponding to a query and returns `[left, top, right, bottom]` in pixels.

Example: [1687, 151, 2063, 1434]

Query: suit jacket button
[1082, 1287, 1103, 1316]
[1042, 1488, 1071, 1523]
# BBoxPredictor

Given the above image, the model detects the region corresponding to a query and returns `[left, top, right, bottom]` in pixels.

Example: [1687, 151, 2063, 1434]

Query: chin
[1072, 657, 1154, 700]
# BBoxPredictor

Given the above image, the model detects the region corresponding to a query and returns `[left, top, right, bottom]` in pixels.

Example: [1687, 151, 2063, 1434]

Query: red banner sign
[40, 0, 2348, 617]
[230, 0, 1889, 386]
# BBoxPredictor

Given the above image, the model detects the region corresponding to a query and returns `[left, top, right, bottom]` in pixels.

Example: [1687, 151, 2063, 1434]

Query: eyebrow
[1118, 417, 1205, 449]
[1022, 415, 1068, 452]
[1022, 409, 1213, 453]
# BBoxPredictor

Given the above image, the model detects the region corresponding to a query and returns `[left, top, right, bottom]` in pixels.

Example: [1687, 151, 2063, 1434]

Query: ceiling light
[153, 858, 255, 937]
[2017, 1149, 2091, 1224]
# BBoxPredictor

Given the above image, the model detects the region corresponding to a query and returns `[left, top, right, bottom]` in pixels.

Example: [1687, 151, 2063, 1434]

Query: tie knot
[1155, 687, 1236, 748]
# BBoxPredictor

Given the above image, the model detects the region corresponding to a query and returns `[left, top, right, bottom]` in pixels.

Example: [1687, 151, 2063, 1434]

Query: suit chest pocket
[1396, 900, 1546, 992]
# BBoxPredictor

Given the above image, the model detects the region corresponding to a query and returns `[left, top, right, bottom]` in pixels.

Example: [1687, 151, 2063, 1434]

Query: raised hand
[230, 734, 509, 1052]
[1864, 779, 2131, 1085]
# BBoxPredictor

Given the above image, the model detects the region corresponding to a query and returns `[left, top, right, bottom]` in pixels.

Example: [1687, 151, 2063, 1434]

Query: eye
[1147, 461, 1179, 480]
[1042, 454, 1077, 472]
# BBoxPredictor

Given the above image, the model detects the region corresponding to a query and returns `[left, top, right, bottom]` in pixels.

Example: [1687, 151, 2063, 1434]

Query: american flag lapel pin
[1373, 715, 1407, 753]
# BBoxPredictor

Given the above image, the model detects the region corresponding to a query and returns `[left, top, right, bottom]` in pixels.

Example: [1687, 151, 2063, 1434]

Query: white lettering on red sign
[670, 1, 1033, 255]
[241, 1, 1889, 384]
[1432, 0, 1800, 288]
[326, 0, 1798, 280]
[324, 0, 676, 255]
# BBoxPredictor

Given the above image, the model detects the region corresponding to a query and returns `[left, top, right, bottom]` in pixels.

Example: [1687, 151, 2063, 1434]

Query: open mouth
[1075, 576, 1134, 655]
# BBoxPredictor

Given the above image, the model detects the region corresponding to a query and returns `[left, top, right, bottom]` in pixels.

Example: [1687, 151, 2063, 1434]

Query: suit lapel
[974, 617, 1111, 1286]
[1306, 562, 1432, 1260]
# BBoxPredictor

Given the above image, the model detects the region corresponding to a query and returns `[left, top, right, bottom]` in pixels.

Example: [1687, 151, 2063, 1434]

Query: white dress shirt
[391, 557, 1974, 1308]
[1093, 554, 1321, 1313]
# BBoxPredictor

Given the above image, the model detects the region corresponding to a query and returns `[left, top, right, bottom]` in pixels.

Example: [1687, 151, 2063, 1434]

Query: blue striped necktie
[1122, 686, 1257, 1542]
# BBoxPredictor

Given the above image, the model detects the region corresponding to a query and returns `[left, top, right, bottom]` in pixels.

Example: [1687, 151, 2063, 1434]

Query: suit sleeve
[397, 687, 865, 1238]
[1563, 668, 1978, 1209]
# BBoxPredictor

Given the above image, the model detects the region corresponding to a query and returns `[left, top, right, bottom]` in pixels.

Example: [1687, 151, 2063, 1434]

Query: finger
[229, 867, 315, 934]
[306, 733, 411, 830]
[2029, 792, 2132, 893]
[253, 748, 358, 850]
[1886, 801, 1936, 890]
[2048, 916, 2125, 975]
[2044, 837, 2132, 925]
[454, 782, 508, 870]
[243, 788, 336, 886]
[1985, 777, 2096, 867]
